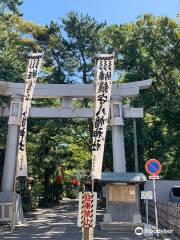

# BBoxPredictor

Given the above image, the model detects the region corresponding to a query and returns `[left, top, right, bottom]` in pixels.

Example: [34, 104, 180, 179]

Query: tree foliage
[0, 0, 23, 15]
[100, 14, 180, 178]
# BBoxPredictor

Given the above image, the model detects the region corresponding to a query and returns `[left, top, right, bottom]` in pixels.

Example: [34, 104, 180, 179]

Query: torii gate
[0, 79, 152, 192]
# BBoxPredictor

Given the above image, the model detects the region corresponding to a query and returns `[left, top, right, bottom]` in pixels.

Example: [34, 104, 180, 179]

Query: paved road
[0, 200, 176, 240]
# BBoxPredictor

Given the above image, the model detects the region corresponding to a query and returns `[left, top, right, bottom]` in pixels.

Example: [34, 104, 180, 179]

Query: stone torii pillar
[111, 101, 143, 173]
[1, 95, 22, 192]
[111, 100, 126, 172]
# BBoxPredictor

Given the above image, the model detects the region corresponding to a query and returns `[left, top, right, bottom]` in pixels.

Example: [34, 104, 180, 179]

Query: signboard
[108, 184, 136, 203]
[141, 191, 153, 200]
[149, 175, 159, 180]
[91, 54, 115, 179]
[77, 192, 97, 228]
[145, 159, 161, 176]
[16, 53, 43, 177]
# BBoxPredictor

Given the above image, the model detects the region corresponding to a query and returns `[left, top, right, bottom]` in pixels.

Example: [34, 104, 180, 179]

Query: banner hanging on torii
[91, 54, 115, 180]
[16, 53, 43, 177]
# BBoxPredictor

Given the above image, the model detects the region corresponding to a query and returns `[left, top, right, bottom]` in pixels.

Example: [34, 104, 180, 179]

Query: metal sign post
[145, 198, 148, 225]
[141, 191, 153, 225]
[145, 159, 162, 238]
[153, 178, 159, 238]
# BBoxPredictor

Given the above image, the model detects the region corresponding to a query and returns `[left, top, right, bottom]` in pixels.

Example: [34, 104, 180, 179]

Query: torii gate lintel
[0, 79, 152, 98]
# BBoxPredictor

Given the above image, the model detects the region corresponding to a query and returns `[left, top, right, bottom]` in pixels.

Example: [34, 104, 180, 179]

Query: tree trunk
[43, 168, 50, 207]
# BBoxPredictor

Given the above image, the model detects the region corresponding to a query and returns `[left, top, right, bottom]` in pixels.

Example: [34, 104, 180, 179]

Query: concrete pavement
[0, 199, 176, 240]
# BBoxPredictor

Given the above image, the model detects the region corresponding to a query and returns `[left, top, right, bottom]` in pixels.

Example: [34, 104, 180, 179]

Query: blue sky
[21, 0, 179, 25]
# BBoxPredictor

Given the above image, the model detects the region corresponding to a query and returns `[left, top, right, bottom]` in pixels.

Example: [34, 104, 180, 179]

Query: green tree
[33, 12, 105, 84]
[100, 14, 180, 178]
[0, 0, 23, 15]
[0, 11, 45, 187]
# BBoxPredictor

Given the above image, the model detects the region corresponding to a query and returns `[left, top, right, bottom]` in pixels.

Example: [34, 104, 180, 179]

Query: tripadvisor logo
[135, 227, 144, 236]
[135, 226, 174, 236]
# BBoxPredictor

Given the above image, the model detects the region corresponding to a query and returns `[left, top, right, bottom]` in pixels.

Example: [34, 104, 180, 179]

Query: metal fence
[148, 200, 180, 236]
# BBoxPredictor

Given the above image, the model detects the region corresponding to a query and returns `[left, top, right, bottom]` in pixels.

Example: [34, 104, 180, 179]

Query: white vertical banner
[91, 54, 115, 179]
[16, 53, 43, 177]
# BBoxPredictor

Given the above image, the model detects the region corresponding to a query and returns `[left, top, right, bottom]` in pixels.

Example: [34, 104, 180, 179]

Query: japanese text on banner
[91, 54, 114, 179]
[16, 53, 43, 177]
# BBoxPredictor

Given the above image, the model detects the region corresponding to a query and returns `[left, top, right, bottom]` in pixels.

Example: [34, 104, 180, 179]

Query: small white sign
[149, 175, 159, 180]
[141, 191, 153, 200]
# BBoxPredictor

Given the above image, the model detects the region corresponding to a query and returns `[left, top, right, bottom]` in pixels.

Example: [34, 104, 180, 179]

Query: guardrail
[148, 200, 180, 236]
[0, 203, 15, 232]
